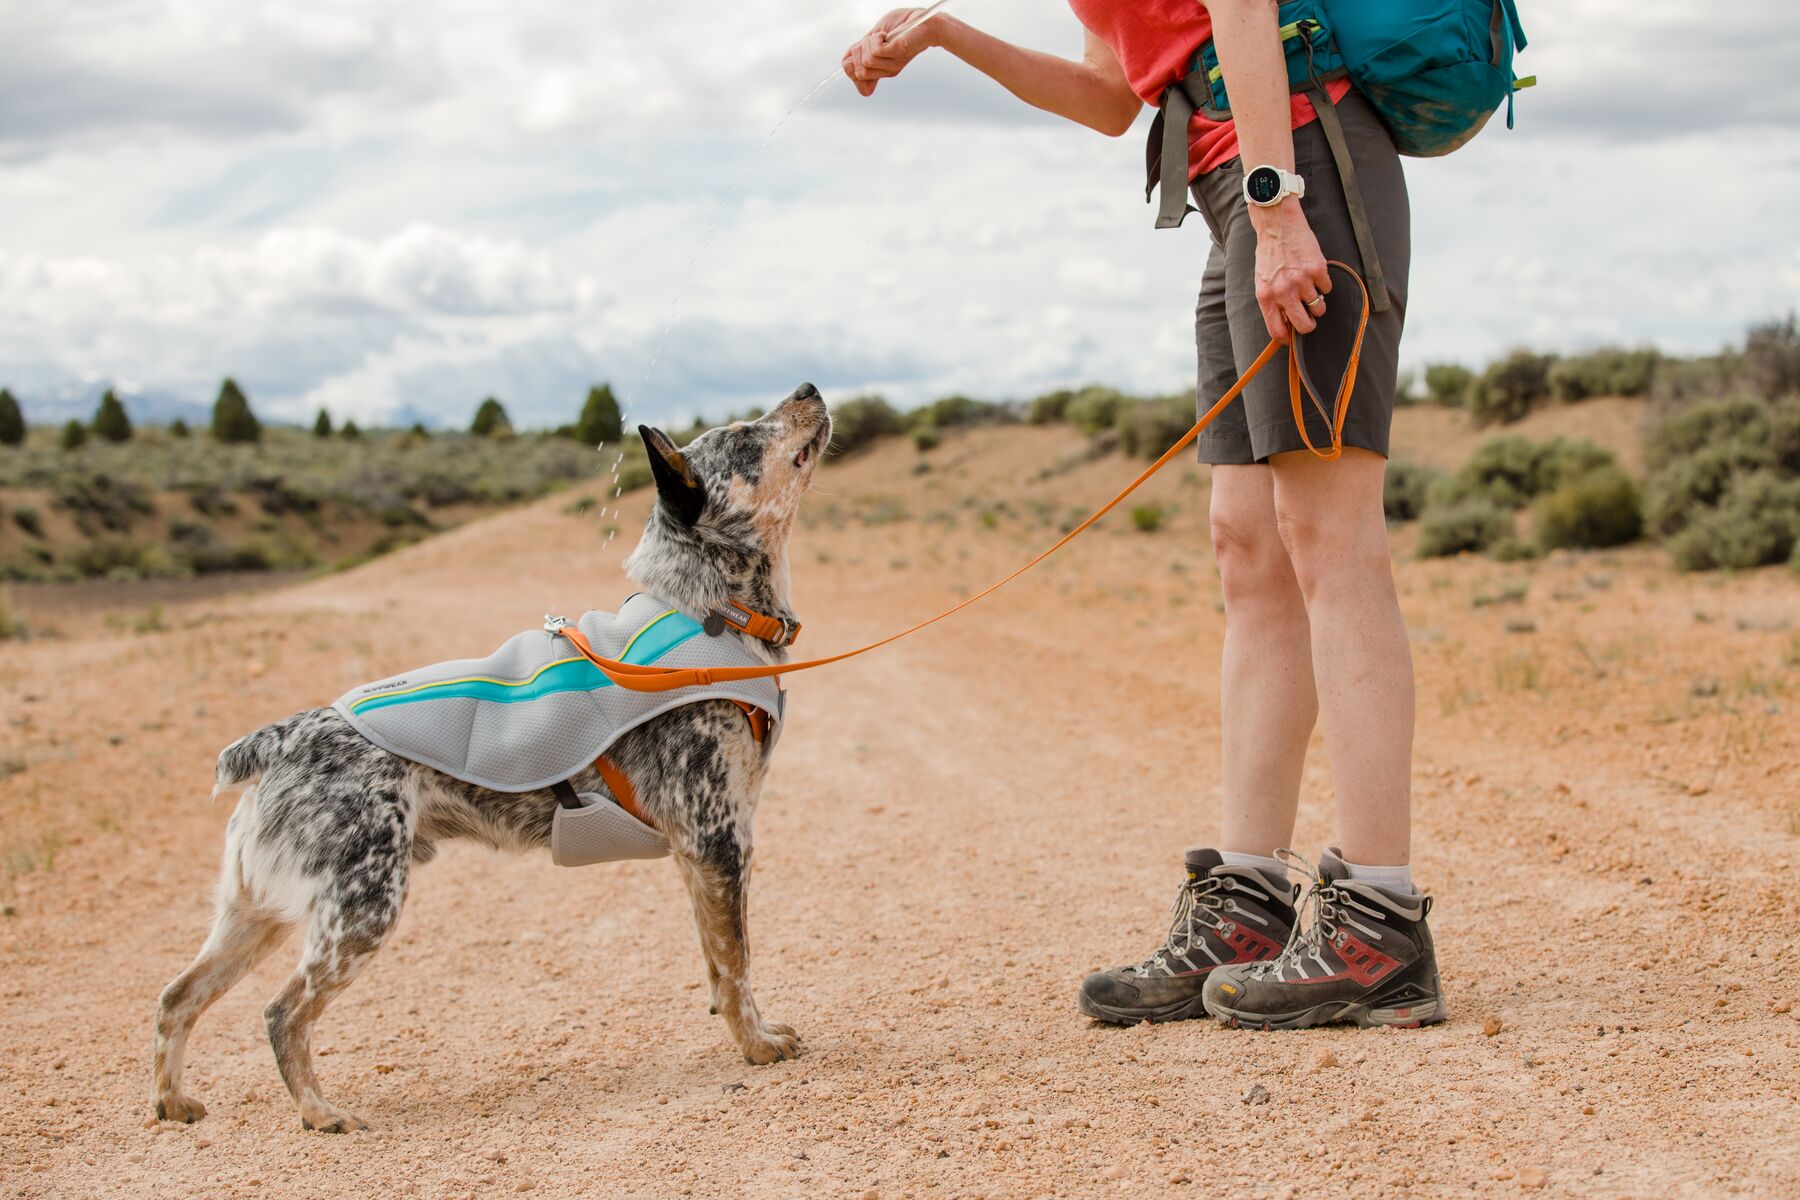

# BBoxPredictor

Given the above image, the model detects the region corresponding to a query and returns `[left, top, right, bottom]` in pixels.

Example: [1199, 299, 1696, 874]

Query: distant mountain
[20, 380, 213, 428]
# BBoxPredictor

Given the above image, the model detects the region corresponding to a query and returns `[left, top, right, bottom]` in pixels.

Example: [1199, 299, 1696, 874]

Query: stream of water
[596, 67, 846, 548]
[594, 2, 960, 547]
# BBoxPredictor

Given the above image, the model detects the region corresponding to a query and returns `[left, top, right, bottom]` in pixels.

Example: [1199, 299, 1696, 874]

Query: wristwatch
[1242, 165, 1305, 208]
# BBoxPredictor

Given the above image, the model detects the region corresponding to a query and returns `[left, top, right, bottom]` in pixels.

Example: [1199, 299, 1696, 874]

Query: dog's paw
[154, 1093, 207, 1124]
[300, 1103, 369, 1134]
[740, 1022, 801, 1065]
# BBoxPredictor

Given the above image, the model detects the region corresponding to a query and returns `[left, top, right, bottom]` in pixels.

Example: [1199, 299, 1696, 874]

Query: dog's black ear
[640, 425, 706, 526]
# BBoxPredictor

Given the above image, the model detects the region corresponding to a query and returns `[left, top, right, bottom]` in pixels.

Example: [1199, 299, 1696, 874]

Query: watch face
[1246, 166, 1283, 204]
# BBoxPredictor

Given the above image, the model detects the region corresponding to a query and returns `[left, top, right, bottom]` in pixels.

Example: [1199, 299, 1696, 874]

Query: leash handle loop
[558, 265, 1369, 692]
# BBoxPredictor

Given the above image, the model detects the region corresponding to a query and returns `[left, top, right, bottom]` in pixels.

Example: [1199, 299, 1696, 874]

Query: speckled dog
[152, 385, 831, 1133]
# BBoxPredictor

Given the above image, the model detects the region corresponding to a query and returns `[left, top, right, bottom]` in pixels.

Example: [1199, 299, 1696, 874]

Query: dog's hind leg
[673, 849, 799, 1065]
[153, 892, 291, 1123]
[263, 882, 404, 1133]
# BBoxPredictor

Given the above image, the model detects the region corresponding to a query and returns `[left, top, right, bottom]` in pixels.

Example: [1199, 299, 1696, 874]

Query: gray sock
[1342, 857, 1415, 895]
[1219, 850, 1288, 890]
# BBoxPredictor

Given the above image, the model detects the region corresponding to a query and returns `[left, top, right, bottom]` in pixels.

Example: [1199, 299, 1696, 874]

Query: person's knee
[1273, 498, 1389, 602]
[1210, 502, 1294, 607]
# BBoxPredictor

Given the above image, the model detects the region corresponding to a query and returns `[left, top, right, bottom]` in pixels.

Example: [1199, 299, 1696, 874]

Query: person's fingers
[1314, 263, 1333, 295]
[1259, 295, 1289, 343]
[1280, 291, 1317, 336]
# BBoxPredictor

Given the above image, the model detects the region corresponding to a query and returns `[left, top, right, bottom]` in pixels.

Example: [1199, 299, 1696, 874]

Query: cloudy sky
[2, 0, 1796, 429]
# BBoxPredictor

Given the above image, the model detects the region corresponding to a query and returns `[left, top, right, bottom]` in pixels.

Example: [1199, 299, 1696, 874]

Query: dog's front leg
[672, 850, 799, 1065]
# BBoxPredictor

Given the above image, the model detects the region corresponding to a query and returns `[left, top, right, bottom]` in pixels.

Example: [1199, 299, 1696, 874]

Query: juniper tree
[212, 378, 262, 444]
[93, 390, 133, 443]
[577, 383, 623, 446]
[0, 388, 23, 447]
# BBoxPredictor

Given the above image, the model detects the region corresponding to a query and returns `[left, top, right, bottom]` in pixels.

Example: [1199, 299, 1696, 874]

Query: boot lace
[1250, 849, 1389, 983]
[1129, 868, 1274, 978]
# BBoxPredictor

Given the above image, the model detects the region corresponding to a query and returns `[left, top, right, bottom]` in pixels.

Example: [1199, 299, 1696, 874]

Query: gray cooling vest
[336, 592, 783, 793]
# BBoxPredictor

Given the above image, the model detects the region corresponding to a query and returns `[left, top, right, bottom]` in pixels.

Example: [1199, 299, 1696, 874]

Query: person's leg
[1268, 446, 1412, 865]
[1211, 463, 1317, 858]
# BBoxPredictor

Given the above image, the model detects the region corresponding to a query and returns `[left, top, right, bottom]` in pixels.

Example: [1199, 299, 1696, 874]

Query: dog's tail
[213, 721, 285, 798]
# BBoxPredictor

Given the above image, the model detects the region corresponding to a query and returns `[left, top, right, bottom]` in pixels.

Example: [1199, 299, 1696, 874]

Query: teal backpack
[1192, 0, 1532, 157]
[1148, 0, 1534, 309]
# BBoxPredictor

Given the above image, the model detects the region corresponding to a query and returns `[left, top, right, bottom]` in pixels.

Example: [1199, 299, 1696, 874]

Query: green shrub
[1468, 351, 1553, 425]
[1116, 397, 1192, 460]
[1028, 388, 1078, 425]
[11, 506, 43, 538]
[1417, 498, 1513, 557]
[1742, 313, 1800, 400]
[186, 485, 239, 517]
[911, 394, 1005, 430]
[313, 410, 333, 438]
[228, 530, 321, 572]
[1644, 395, 1767, 473]
[911, 424, 941, 452]
[1383, 460, 1440, 522]
[60, 420, 88, 450]
[470, 397, 512, 438]
[1665, 471, 1800, 571]
[169, 418, 190, 439]
[56, 477, 154, 533]
[341, 420, 362, 440]
[1423, 363, 1473, 407]
[1130, 504, 1164, 533]
[1488, 537, 1541, 562]
[1433, 436, 1615, 510]
[1535, 466, 1643, 551]
[827, 394, 903, 456]
[1548, 348, 1658, 402]
[1065, 388, 1128, 435]
[0, 388, 23, 447]
[616, 460, 654, 493]
[211, 378, 262, 444]
[1770, 392, 1800, 473]
[70, 536, 184, 580]
[1643, 443, 1767, 537]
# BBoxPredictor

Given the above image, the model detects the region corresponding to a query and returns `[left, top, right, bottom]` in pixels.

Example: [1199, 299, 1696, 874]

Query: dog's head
[623, 383, 830, 635]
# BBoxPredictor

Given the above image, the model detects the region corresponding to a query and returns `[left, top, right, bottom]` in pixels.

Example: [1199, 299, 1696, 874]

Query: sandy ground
[3, 424, 1797, 1199]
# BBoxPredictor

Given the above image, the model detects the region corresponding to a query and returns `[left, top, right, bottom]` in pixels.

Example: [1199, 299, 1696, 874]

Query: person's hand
[842, 8, 940, 96]
[1250, 201, 1331, 341]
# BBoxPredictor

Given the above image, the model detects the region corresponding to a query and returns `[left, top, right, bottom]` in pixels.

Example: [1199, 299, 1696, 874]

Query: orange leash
[559, 264, 1370, 693]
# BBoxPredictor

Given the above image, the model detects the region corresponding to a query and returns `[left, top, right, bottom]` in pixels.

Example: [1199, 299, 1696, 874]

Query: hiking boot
[1077, 848, 1296, 1025]
[1202, 847, 1447, 1030]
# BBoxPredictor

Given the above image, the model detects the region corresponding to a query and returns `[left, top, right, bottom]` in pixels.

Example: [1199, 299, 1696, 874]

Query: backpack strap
[1304, 83, 1391, 314]
[1148, 81, 1198, 230]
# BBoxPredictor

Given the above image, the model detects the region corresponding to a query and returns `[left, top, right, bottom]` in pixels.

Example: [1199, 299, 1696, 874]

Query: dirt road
[5, 426, 1797, 1198]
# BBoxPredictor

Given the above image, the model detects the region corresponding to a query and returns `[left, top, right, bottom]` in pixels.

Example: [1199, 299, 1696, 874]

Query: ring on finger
[1304, 294, 1326, 312]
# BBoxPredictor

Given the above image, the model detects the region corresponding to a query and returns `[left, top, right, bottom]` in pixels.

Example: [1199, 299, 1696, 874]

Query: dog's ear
[639, 425, 706, 526]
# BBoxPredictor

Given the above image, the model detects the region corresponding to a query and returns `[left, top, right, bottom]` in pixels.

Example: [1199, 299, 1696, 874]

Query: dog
[152, 384, 831, 1132]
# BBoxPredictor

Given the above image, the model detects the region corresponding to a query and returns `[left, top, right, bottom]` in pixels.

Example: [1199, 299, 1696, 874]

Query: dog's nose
[791, 382, 819, 401]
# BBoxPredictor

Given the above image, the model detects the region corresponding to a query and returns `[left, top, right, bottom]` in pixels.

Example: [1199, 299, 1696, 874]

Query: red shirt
[1068, 0, 1351, 178]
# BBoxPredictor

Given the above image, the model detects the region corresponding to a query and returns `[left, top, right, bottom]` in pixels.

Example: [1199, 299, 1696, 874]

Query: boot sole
[1206, 995, 1448, 1030]
[1077, 987, 1213, 1026]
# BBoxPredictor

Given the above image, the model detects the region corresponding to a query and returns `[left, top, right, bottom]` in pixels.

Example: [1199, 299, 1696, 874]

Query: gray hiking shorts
[1190, 88, 1411, 464]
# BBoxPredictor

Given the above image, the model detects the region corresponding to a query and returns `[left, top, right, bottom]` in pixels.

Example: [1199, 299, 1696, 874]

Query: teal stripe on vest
[350, 612, 704, 713]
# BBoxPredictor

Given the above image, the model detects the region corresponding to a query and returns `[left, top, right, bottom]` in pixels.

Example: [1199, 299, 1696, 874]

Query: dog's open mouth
[793, 421, 829, 469]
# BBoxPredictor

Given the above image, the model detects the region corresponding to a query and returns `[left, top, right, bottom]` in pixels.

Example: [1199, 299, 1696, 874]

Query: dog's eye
[793, 445, 810, 469]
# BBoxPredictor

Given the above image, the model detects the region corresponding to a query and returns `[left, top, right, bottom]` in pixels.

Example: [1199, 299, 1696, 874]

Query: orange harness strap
[560, 264, 1369, 695]
[593, 701, 768, 831]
